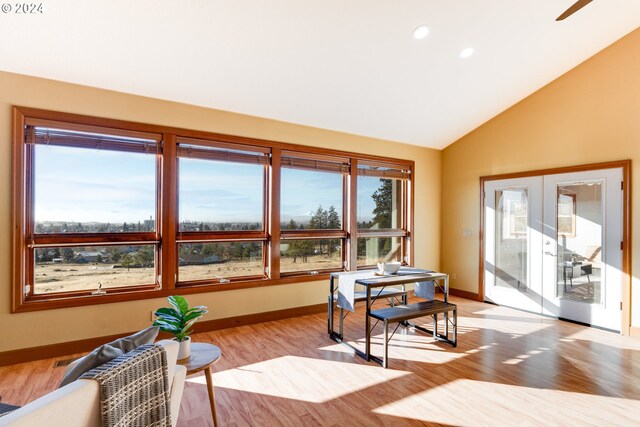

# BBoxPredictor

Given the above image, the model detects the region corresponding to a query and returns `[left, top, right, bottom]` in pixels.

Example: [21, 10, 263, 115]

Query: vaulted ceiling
[1, 1, 639, 149]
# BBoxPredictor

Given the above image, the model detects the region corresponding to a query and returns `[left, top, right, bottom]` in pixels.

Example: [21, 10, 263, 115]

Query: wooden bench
[369, 300, 457, 368]
[329, 287, 408, 338]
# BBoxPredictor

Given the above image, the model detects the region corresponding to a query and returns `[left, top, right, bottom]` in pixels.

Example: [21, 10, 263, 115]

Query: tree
[310, 205, 328, 230]
[327, 206, 340, 229]
[286, 239, 314, 263]
[121, 254, 135, 271]
[284, 219, 297, 262]
[283, 218, 314, 263]
[372, 178, 393, 228]
[135, 247, 154, 268]
[326, 206, 340, 255]
[285, 219, 298, 230]
[108, 247, 122, 263]
[310, 205, 329, 254]
[62, 248, 75, 263]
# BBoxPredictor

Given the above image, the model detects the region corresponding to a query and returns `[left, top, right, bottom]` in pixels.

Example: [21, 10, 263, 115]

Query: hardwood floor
[2, 297, 640, 426]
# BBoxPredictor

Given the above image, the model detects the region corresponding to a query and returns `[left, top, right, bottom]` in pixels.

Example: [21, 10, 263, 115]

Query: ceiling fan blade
[556, 0, 593, 21]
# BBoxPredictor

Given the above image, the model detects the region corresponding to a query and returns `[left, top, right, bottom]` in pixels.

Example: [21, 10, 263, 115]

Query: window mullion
[348, 158, 358, 270]
[161, 133, 177, 290]
[407, 169, 414, 265]
[31, 232, 158, 246]
[270, 148, 282, 279]
[280, 230, 346, 239]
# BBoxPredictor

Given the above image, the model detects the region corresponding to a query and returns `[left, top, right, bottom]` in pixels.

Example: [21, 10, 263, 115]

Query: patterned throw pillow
[59, 326, 159, 387]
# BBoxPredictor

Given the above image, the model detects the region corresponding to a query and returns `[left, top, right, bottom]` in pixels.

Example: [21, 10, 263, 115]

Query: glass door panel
[555, 182, 603, 304]
[542, 168, 622, 331]
[495, 189, 529, 293]
[484, 177, 543, 313]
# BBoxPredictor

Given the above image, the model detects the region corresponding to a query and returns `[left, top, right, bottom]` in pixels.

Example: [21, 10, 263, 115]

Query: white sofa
[0, 340, 186, 426]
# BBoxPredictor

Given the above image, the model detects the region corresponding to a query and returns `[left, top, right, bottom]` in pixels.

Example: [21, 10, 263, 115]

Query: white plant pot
[176, 336, 191, 360]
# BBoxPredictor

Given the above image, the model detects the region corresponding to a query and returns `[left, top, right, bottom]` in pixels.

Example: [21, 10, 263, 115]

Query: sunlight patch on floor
[372, 379, 640, 426]
[365, 337, 465, 364]
[187, 356, 410, 403]
[322, 333, 464, 364]
[565, 328, 640, 350]
[458, 315, 553, 335]
[317, 343, 363, 355]
[502, 347, 547, 365]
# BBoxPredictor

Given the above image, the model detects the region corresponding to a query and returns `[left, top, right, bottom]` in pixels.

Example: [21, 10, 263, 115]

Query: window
[176, 138, 269, 284]
[34, 245, 156, 294]
[280, 151, 348, 274]
[12, 107, 413, 311]
[557, 193, 576, 237]
[357, 162, 411, 266]
[18, 120, 161, 304]
[497, 189, 528, 240]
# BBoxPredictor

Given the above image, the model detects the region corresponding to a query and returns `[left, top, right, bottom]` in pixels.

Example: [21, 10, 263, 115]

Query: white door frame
[479, 161, 631, 335]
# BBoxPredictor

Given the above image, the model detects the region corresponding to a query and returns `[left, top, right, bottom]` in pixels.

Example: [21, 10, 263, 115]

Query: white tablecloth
[336, 271, 375, 312]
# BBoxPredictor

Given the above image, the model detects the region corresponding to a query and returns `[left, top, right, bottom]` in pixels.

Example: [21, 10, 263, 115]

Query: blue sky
[35, 145, 156, 223]
[35, 145, 380, 224]
[281, 168, 342, 223]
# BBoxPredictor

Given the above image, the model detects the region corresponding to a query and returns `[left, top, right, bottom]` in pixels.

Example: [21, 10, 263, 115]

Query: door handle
[544, 251, 556, 256]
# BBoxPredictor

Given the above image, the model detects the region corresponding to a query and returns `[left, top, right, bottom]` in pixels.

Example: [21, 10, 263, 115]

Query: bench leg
[453, 306, 457, 347]
[433, 313, 438, 338]
[328, 295, 333, 334]
[444, 311, 449, 338]
[383, 319, 389, 369]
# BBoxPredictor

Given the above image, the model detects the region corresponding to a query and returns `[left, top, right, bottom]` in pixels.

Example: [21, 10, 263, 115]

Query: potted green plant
[153, 295, 208, 359]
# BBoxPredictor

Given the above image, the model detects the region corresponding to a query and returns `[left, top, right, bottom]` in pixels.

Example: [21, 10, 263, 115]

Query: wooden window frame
[175, 136, 270, 286]
[279, 150, 350, 277]
[11, 106, 414, 312]
[356, 161, 412, 267]
[18, 118, 163, 308]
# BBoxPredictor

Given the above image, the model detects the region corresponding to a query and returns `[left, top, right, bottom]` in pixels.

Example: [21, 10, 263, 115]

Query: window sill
[12, 273, 332, 313]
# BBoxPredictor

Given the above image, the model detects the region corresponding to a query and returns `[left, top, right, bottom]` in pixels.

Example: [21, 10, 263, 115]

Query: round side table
[178, 342, 222, 427]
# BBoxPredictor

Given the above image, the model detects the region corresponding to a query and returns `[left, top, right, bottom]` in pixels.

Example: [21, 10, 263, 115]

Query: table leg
[328, 277, 334, 334]
[365, 286, 371, 360]
[453, 306, 458, 347]
[383, 319, 389, 369]
[443, 276, 449, 338]
[204, 366, 219, 427]
[328, 295, 333, 335]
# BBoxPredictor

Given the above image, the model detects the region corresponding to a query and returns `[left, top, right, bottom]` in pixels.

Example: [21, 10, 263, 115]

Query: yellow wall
[441, 28, 640, 327]
[0, 71, 441, 352]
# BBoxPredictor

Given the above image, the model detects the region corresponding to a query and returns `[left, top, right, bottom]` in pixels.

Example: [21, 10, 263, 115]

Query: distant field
[34, 255, 343, 294]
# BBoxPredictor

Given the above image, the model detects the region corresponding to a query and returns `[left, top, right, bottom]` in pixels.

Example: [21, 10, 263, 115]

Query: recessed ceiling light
[412, 25, 429, 40]
[460, 47, 474, 58]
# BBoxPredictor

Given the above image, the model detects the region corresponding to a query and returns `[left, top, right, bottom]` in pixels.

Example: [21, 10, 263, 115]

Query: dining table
[328, 267, 450, 365]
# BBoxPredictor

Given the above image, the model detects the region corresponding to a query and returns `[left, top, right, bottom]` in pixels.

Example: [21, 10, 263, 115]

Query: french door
[483, 168, 623, 331]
